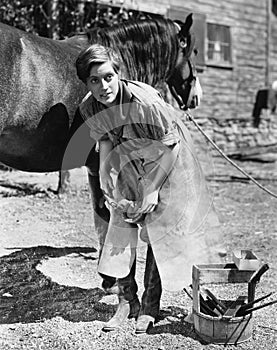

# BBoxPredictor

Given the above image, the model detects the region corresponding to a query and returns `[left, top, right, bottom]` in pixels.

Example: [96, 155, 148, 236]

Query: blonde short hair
[76, 44, 121, 83]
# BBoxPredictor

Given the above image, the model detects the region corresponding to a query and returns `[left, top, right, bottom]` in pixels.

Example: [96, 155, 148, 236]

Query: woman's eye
[106, 75, 113, 81]
[90, 78, 98, 84]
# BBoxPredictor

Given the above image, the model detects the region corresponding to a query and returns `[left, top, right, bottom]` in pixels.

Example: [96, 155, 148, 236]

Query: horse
[0, 13, 200, 174]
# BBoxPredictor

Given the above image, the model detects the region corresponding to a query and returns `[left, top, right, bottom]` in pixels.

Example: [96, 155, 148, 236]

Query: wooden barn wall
[129, 0, 277, 155]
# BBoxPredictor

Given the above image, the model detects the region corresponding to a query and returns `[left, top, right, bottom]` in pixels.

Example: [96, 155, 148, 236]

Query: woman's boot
[102, 261, 140, 331]
[135, 246, 161, 334]
[102, 295, 140, 331]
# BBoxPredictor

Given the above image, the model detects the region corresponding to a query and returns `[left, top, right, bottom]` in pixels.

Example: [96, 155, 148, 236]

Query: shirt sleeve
[80, 109, 110, 142]
[144, 102, 180, 146]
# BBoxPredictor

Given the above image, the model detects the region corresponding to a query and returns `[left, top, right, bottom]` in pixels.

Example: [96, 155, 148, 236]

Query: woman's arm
[99, 139, 114, 196]
[127, 142, 180, 218]
[146, 142, 180, 192]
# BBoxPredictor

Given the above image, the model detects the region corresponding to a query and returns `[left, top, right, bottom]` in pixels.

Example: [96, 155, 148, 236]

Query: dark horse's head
[83, 13, 201, 110]
[167, 14, 202, 110]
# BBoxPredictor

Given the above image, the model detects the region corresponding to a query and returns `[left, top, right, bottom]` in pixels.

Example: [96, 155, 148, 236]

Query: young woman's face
[87, 61, 119, 107]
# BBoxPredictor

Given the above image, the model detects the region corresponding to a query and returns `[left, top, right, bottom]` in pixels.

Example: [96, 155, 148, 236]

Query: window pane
[207, 43, 214, 60]
[208, 24, 217, 41]
[207, 23, 231, 64]
[223, 44, 231, 62]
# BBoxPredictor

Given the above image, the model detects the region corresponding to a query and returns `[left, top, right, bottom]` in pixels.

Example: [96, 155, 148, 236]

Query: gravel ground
[0, 156, 276, 350]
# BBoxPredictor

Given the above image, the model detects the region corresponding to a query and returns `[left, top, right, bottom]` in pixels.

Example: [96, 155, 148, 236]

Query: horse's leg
[86, 166, 116, 290]
[57, 170, 71, 194]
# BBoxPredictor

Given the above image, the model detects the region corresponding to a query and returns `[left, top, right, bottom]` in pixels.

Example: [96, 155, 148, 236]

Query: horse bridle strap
[168, 58, 197, 110]
[168, 84, 186, 110]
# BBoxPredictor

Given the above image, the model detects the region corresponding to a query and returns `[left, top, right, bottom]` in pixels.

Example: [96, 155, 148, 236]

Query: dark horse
[0, 14, 199, 173]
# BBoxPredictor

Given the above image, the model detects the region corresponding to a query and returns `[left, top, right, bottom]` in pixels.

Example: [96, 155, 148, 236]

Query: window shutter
[273, 0, 277, 16]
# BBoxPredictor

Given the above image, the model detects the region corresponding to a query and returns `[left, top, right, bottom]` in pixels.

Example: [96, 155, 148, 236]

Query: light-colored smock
[79, 79, 221, 291]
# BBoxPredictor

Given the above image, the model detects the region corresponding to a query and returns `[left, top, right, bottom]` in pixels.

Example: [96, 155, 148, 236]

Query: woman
[75, 44, 221, 333]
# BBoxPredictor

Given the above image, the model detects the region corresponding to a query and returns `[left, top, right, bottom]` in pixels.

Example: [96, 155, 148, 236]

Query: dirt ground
[0, 154, 276, 350]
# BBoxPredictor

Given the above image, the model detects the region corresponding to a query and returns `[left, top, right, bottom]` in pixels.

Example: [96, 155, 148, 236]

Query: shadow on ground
[0, 246, 207, 342]
[147, 307, 201, 341]
[0, 180, 56, 197]
[0, 246, 116, 324]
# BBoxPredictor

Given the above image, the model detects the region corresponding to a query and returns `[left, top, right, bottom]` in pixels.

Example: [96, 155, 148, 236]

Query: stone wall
[186, 112, 277, 156]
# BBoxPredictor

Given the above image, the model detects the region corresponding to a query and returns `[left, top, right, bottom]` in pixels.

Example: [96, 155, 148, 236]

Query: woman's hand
[125, 188, 159, 223]
[138, 190, 159, 214]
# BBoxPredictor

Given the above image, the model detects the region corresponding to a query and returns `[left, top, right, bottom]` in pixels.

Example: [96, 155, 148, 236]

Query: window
[206, 23, 232, 66]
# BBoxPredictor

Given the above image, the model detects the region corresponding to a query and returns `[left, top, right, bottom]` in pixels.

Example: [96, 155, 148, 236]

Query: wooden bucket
[192, 263, 255, 345]
[193, 310, 253, 344]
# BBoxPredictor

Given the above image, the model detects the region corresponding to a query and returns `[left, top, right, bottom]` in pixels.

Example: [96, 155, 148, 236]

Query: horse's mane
[85, 17, 180, 87]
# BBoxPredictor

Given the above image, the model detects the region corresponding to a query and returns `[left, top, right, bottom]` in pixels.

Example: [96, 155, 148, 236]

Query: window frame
[206, 22, 233, 69]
